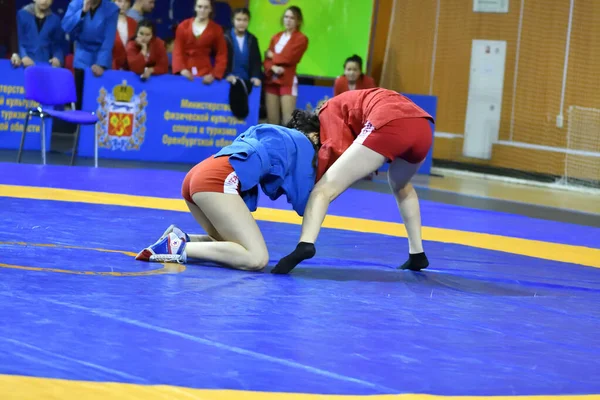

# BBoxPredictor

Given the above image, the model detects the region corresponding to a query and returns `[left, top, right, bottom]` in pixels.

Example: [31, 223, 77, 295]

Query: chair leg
[16, 111, 31, 163]
[41, 116, 46, 165]
[70, 124, 81, 166]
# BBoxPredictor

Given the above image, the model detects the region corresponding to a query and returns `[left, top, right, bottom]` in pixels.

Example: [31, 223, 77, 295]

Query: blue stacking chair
[16, 66, 99, 167]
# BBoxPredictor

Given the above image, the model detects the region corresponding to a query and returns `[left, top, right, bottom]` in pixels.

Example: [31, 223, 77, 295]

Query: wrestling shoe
[159, 224, 190, 243]
[135, 232, 187, 263]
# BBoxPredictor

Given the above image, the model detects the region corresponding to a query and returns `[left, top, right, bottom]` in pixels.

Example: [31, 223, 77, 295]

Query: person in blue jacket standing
[16, 0, 65, 68]
[61, 0, 119, 107]
[135, 111, 321, 271]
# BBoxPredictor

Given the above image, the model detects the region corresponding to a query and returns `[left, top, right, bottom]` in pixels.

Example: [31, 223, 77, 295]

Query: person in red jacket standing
[112, 0, 137, 70]
[263, 6, 308, 125]
[272, 88, 435, 275]
[126, 20, 169, 79]
[172, 0, 228, 84]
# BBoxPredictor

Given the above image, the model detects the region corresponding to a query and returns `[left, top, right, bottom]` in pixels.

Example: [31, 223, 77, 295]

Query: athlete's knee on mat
[241, 251, 269, 271]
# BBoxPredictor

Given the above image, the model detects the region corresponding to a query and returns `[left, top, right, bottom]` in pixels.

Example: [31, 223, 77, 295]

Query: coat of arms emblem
[96, 80, 147, 151]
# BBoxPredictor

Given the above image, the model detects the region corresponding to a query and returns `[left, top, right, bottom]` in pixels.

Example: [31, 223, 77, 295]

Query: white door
[463, 40, 507, 159]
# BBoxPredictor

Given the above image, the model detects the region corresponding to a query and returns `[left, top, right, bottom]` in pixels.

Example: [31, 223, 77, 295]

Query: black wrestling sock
[399, 252, 429, 271]
[271, 242, 316, 274]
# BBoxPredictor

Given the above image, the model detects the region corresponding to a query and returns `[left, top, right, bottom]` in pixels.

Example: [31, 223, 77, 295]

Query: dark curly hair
[286, 109, 321, 169]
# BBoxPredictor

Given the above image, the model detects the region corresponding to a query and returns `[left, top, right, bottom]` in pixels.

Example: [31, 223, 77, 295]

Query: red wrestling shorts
[265, 76, 298, 97]
[181, 155, 241, 203]
[354, 118, 433, 163]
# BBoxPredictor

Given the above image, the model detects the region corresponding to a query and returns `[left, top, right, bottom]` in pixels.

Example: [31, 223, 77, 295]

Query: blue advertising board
[77, 69, 260, 163]
[0, 60, 53, 152]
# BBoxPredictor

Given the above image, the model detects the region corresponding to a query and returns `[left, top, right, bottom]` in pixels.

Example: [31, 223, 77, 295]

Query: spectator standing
[112, 0, 137, 70]
[61, 0, 119, 108]
[126, 0, 155, 23]
[224, 7, 262, 87]
[172, 0, 227, 85]
[16, 0, 65, 68]
[263, 6, 308, 126]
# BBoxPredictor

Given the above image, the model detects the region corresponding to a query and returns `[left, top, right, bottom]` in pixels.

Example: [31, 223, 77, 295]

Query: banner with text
[77, 69, 261, 163]
[0, 60, 53, 151]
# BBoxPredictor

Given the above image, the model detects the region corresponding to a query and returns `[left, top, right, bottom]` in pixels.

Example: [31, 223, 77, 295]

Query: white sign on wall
[473, 0, 509, 13]
[463, 40, 507, 160]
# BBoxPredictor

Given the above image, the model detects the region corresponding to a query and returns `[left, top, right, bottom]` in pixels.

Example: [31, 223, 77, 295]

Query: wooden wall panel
[433, 139, 567, 176]
[511, 1, 569, 148]
[380, 0, 437, 95]
[369, 0, 393, 85]
[434, 1, 520, 138]
[563, 0, 600, 172]
[381, 0, 600, 180]
[224, 0, 248, 10]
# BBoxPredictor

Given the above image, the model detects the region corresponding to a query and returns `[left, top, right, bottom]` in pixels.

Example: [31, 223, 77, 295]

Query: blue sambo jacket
[215, 124, 316, 216]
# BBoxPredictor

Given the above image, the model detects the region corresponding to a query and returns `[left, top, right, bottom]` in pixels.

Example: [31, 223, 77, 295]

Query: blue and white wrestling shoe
[159, 224, 190, 243]
[135, 232, 187, 263]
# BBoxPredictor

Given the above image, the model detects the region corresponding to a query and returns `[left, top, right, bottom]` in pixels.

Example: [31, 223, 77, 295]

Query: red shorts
[265, 78, 298, 97]
[355, 118, 433, 163]
[181, 155, 241, 203]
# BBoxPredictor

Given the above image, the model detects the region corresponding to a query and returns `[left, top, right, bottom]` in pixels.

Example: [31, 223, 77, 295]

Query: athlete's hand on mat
[202, 74, 215, 84]
[266, 49, 274, 59]
[181, 69, 194, 81]
[226, 75, 237, 84]
[251, 78, 261, 87]
[91, 64, 104, 77]
[10, 54, 21, 67]
[49, 57, 61, 67]
[21, 57, 34, 67]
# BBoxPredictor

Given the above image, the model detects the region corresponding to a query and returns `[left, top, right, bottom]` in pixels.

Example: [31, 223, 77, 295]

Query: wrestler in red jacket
[172, 0, 228, 84]
[273, 88, 435, 274]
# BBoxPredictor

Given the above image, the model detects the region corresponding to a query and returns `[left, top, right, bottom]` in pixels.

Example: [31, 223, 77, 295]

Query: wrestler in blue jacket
[135, 110, 322, 271]
[215, 124, 317, 216]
